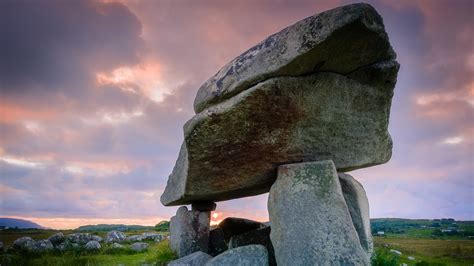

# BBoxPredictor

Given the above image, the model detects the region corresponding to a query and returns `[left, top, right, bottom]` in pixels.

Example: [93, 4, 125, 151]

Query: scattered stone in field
[390, 249, 402, 255]
[208, 228, 227, 256]
[84, 240, 101, 251]
[268, 161, 370, 265]
[91, 235, 103, 242]
[168, 251, 213, 266]
[339, 173, 373, 256]
[111, 242, 124, 249]
[55, 241, 72, 252]
[72, 243, 81, 249]
[47, 232, 65, 246]
[408, 256, 415, 261]
[217, 217, 263, 242]
[66, 233, 94, 245]
[205, 245, 268, 266]
[30, 239, 54, 253]
[228, 226, 275, 266]
[126, 235, 144, 242]
[170, 206, 210, 257]
[106, 230, 126, 243]
[141, 232, 164, 242]
[130, 242, 149, 252]
[12, 236, 35, 251]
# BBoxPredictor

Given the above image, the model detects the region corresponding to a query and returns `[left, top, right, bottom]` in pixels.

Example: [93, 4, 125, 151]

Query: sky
[0, 0, 472, 229]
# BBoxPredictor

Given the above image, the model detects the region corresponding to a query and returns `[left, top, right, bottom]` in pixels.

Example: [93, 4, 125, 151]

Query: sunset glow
[0, 0, 472, 229]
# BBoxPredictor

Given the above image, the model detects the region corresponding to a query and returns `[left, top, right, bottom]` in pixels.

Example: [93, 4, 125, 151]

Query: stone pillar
[170, 202, 214, 258]
[268, 160, 370, 265]
[339, 172, 373, 257]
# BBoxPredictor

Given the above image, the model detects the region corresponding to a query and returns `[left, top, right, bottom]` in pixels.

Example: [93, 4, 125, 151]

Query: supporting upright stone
[339, 173, 373, 256]
[170, 206, 211, 257]
[268, 160, 370, 265]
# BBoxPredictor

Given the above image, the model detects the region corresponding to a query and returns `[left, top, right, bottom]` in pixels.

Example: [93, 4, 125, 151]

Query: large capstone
[339, 172, 373, 256]
[161, 3, 398, 206]
[268, 160, 370, 265]
[170, 206, 210, 257]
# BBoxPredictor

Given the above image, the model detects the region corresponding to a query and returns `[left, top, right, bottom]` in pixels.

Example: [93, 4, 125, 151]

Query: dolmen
[163, 3, 399, 265]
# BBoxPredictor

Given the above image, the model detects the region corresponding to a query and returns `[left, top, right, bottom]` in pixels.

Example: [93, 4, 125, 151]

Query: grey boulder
[111, 242, 124, 249]
[106, 230, 126, 243]
[168, 251, 213, 266]
[268, 160, 370, 265]
[12, 236, 35, 251]
[47, 232, 65, 246]
[228, 226, 275, 266]
[208, 228, 227, 256]
[205, 244, 268, 266]
[84, 240, 101, 251]
[339, 172, 373, 256]
[126, 235, 144, 242]
[170, 206, 210, 257]
[142, 232, 164, 242]
[66, 233, 94, 245]
[130, 242, 148, 252]
[91, 235, 103, 242]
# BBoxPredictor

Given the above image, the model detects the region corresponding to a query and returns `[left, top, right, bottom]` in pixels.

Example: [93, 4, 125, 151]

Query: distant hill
[76, 224, 155, 231]
[0, 218, 44, 229]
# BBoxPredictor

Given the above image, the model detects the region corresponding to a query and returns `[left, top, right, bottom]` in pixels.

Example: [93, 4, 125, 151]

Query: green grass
[1, 239, 177, 266]
[373, 236, 474, 266]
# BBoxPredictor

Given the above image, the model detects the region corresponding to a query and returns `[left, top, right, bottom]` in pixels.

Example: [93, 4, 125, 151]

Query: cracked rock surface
[161, 3, 398, 206]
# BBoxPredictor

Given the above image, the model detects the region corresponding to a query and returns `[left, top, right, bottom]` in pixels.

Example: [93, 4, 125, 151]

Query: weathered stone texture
[339, 172, 373, 256]
[205, 245, 268, 266]
[170, 206, 210, 257]
[268, 160, 370, 265]
[168, 251, 213, 266]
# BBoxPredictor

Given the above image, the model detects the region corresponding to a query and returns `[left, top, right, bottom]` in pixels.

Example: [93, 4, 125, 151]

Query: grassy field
[373, 236, 474, 265]
[1, 238, 176, 266]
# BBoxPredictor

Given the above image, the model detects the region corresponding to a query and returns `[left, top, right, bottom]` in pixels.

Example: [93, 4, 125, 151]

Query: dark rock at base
[228, 226, 275, 266]
[168, 251, 213, 266]
[205, 244, 268, 266]
[191, 201, 217, 212]
[47, 232, 65, 246]
[217, 217, 263, 242]
[208, 228, 227, 256]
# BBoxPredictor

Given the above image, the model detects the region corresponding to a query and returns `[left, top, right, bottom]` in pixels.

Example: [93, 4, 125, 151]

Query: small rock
[106, 230, 126, 243]
[30, 240, 54, 253]
[0, 241, 4, 252]
[72, 243, 81, 249]
[205, 245, 268, 266]
[131, 242, 148, 252]
[229, 226, 275, 266]
[217, 217, 263, 242]
[91, 235, 103, 242]
[12, 236, 35, 251]
[66, 233, 94, 245]
[47, 232, 65, 246]
[390, 249, 402, 255]
[141, 232, 164, 242]
[111, 243, 124, 249]
[126, 235, 144, 242]
[168, 251, 213, 266]
[56, 241, 72, 252]
[208, 228, 227, 256]
[408, 256, 415, 261]
[84, 240, 101, 251]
